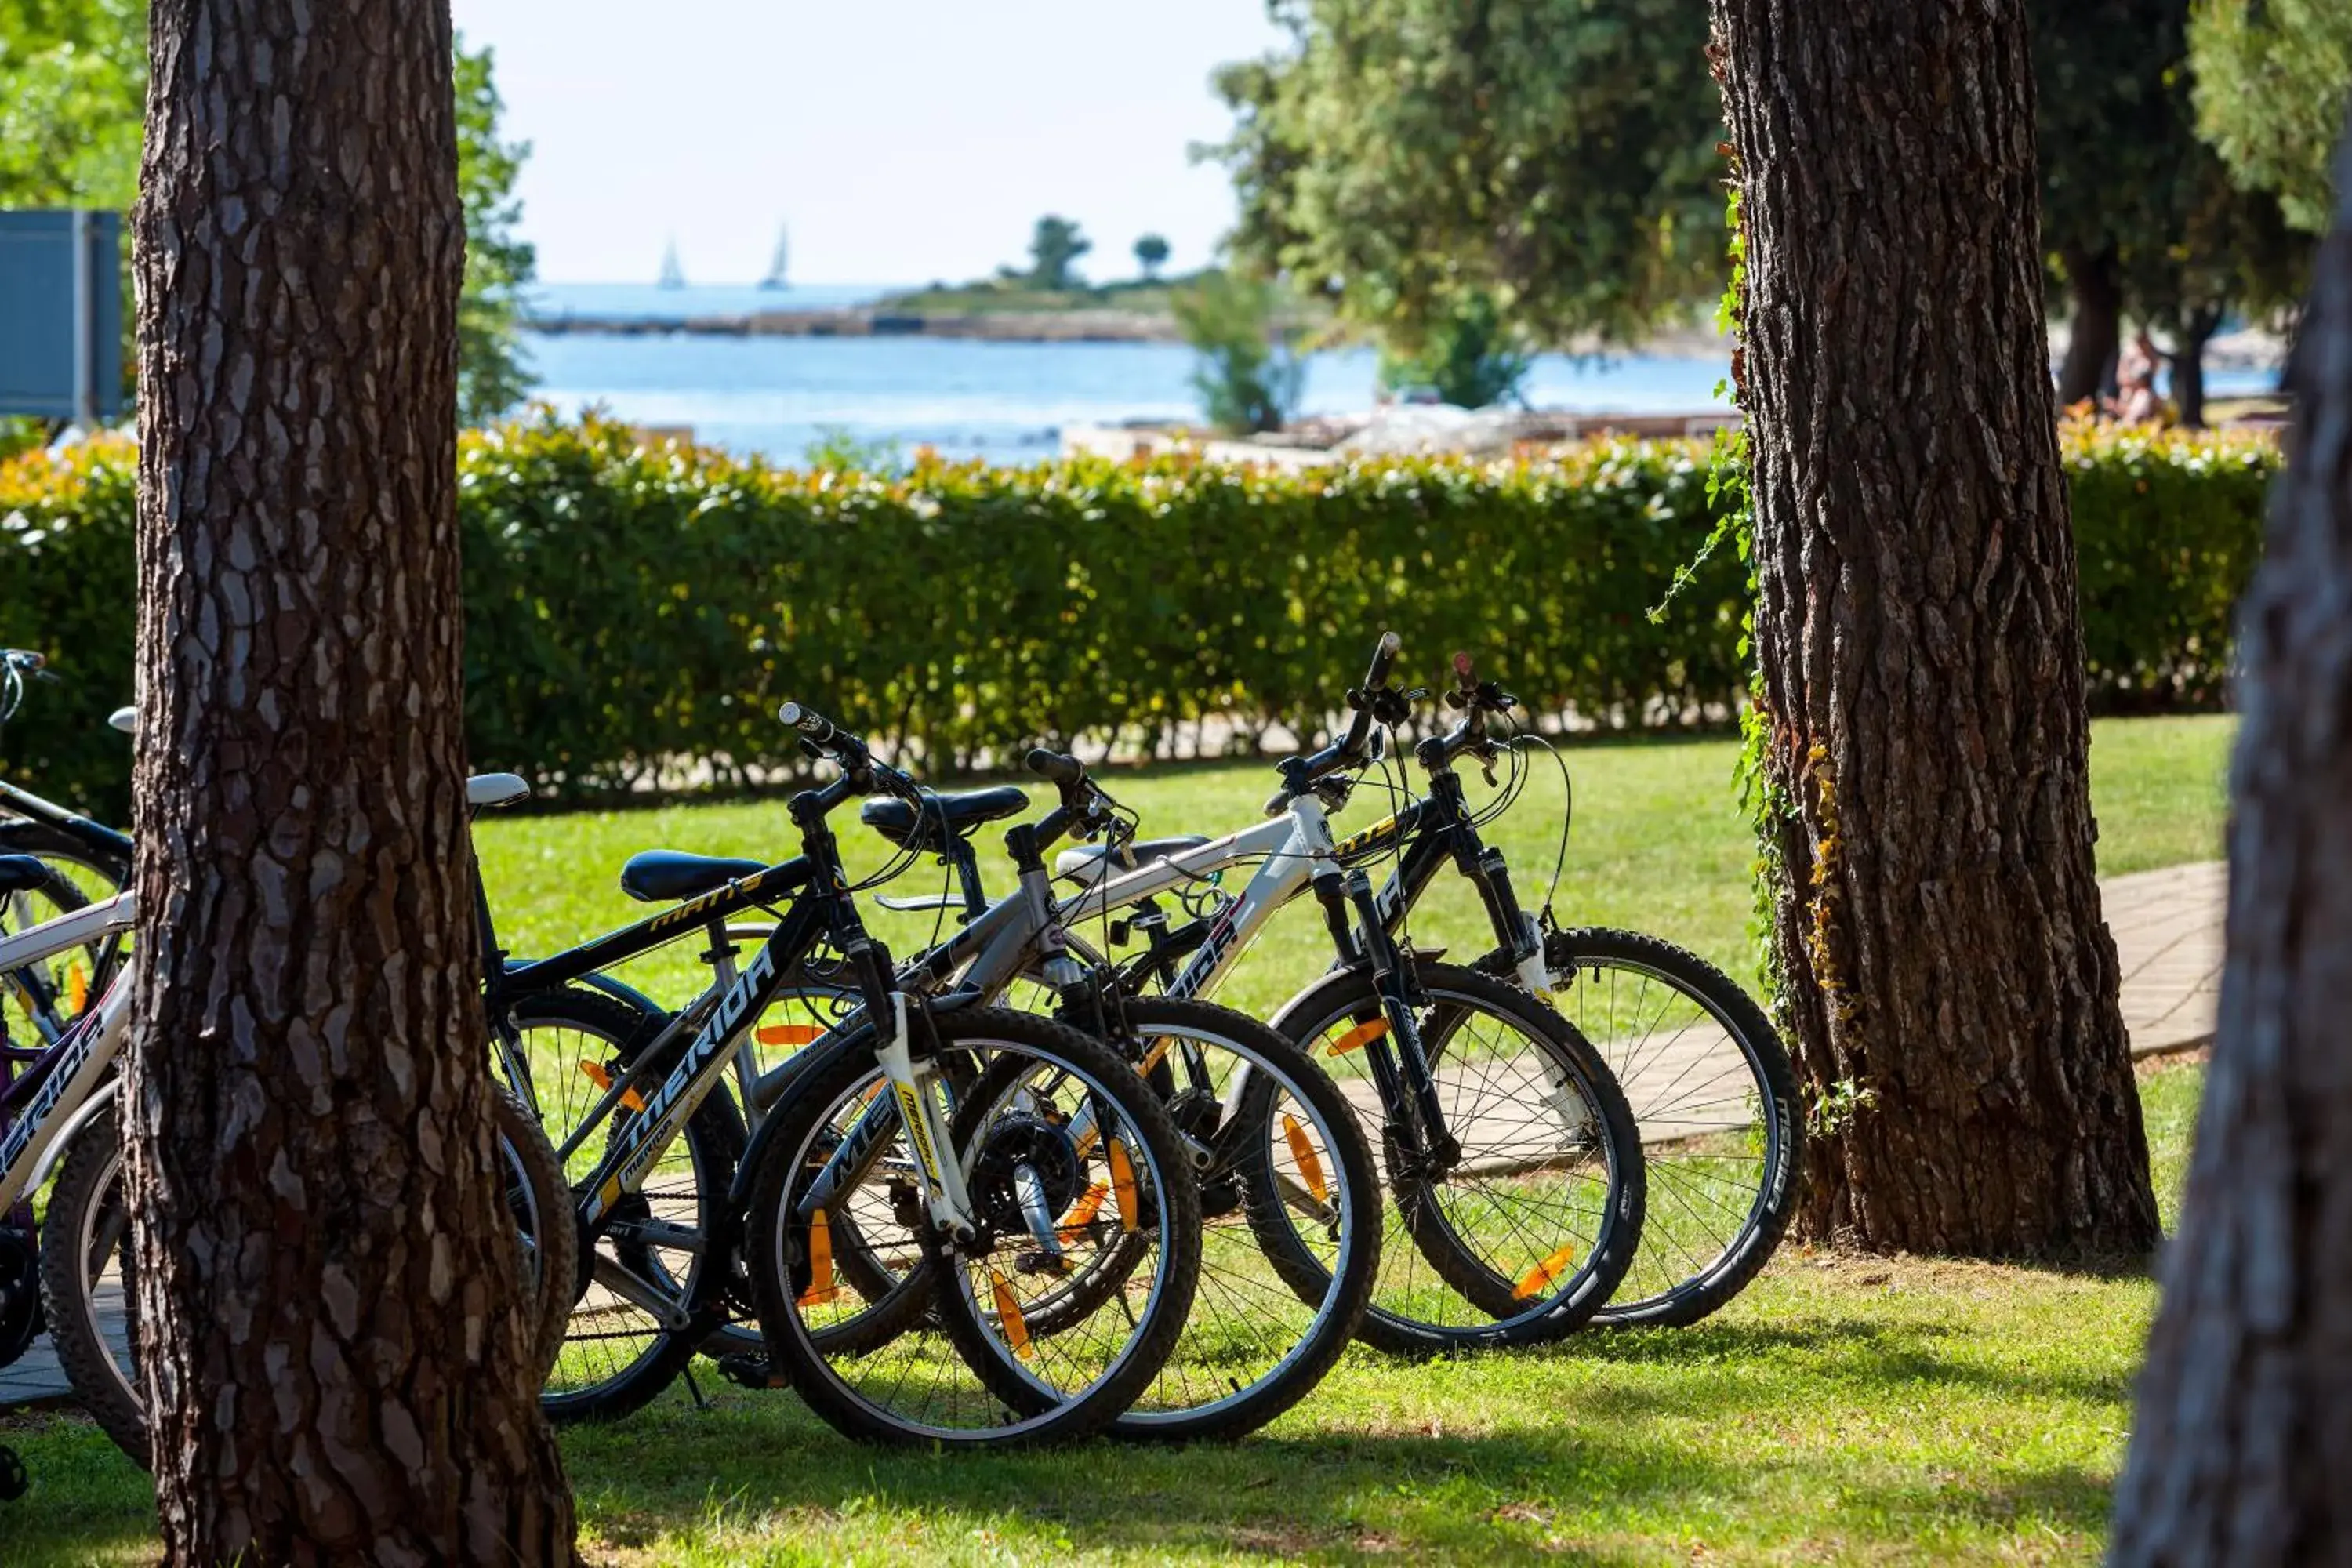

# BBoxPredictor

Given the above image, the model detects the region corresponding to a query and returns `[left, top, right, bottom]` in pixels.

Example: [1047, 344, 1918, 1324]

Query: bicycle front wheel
[748, 1007, 1200, 1448]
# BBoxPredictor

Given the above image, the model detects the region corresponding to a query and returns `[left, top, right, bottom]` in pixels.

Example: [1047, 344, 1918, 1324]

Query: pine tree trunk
[2109, 133, 2352, 1566]
[125, 2, 577, 1561]
[2057, 246, 2123, 408]
[1711, 0, 2161, 1256]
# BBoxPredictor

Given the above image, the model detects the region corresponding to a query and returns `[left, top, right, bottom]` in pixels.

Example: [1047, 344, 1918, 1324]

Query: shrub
[0, 412, 2274, 819]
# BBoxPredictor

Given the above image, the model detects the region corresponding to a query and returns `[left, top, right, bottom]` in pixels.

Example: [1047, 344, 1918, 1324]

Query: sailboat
[658, 238, 686, 290]
[758, 225, 789, 292]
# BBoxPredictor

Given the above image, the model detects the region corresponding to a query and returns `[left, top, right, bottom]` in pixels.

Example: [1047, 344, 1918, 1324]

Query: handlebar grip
[778, 701, 840, 745]
[1025, 748, 1087, 788]
[1364, 630, 1400, 690]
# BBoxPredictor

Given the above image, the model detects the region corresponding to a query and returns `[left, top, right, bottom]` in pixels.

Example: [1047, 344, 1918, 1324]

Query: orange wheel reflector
[1514, 1245, 1581, 1301]
[578, 1058, 644, 1112]
[1107, 1139, 1142, 1233]
[1283, 1114, 1330, 1203]
[1329, 1018, 1391, 1056]
[1056, 1181, 1109, 1243]
[757, 1023, 822, 1049]
[66, 962, 89, 1014]
[990, 1269, 1035, 1361]
[797, 1210, 840, 1307]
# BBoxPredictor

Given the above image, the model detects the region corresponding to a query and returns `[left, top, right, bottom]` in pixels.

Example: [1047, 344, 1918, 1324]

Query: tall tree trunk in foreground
[2109, 129, 2352, 1566]
[1711, 0, 2161, 1255]
[126, 1, 575, 1561]
[2057, 245, 2123, 407]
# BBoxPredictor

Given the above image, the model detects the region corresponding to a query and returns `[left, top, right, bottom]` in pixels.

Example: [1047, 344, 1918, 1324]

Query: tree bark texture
[126, 2, 575, 1562]
[2057, 245, 2122, 408]
[1711, 0, 2161, 1256]
[2109, 129, 2352, 1567]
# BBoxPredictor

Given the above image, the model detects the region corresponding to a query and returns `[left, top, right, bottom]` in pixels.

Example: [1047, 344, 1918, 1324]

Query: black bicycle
[1075, 637, 1799, 1334]
[475, 702, 1204, 1447]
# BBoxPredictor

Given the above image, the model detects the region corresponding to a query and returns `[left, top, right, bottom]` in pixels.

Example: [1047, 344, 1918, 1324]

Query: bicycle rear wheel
[39, 1088, 574, 1466]
[1276, 962, 1644, 1354]
[748, 1007, 1200, 1448]
[1493, 929, 1800, 1328]
[495, 984, 746, 1423]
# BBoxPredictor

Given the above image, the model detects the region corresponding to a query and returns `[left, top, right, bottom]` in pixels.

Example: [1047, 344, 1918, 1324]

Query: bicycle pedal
[715, 1350, 788, 1392]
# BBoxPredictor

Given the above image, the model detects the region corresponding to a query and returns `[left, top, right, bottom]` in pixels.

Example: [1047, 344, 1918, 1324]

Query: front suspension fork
[1335, 868, 1460, 1173]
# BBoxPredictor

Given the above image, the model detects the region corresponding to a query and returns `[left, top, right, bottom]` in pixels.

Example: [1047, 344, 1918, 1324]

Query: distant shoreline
[521, 306, 1185, 344]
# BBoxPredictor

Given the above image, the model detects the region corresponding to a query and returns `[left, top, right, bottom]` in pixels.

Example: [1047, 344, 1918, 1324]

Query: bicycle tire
[39, 1088, 575, 1468]
[496, 984, 748, 1425]
[748, 1007, 1200, 1448]
[1480, 928, 1801, 1329]
[1103, 996, 1378, 1442]
[1276, 961, 1645, 1354]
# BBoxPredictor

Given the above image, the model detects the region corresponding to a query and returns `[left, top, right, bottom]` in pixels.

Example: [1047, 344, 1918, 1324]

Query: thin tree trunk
[125, 2, 576, 1561]
[2166, 306, 2221, 429]
[1711, 0, 2160, 1256]
[2057, 245, 2123, 408]
[2109, 129, 2352, 1566]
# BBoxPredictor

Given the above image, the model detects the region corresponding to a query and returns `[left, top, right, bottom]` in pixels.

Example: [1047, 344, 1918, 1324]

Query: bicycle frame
[0, 894, 137, 1218]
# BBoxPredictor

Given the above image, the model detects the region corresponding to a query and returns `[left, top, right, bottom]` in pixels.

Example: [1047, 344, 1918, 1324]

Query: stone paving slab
[2106, 860, 2226, 1058]
[0, 862, 2230, 1413]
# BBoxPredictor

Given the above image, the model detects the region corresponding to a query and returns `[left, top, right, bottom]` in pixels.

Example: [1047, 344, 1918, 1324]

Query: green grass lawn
[0, 715, 2233, 1565]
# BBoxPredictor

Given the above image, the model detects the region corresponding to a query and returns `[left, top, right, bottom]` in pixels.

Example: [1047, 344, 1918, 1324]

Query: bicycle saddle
[619, 849, 767, 904]
[0, 855, 53, 895]
[860, 786, 1030, 852]
[1052, 836, 1210, 886]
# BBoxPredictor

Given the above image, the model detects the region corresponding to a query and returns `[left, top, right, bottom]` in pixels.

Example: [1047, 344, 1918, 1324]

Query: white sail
[658, 238, 685, 289]
[758, 225, 789, 291]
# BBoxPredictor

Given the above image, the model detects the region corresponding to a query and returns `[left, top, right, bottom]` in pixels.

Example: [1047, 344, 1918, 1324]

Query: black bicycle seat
[618, 850, 767, 905]
[860, 786, 1030, 852]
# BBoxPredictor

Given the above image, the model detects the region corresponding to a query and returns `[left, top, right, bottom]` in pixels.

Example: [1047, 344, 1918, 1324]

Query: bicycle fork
[1324, 867, 1461, 1174]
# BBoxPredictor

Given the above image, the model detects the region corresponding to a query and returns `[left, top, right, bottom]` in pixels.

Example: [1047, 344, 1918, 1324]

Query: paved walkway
[2107, 860, 2225, 1058]
[0, 861, 2228, 1413]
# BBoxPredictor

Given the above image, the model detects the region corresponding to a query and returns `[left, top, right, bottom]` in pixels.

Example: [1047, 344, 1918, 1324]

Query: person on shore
[2105, 332, 2164, 424]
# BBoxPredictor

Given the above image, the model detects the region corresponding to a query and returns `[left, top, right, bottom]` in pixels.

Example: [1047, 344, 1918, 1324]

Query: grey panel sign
[0, 211, 125, 424]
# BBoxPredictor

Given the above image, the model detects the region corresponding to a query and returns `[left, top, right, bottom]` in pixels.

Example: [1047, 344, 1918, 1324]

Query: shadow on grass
[0, 1301, 2128, 1566]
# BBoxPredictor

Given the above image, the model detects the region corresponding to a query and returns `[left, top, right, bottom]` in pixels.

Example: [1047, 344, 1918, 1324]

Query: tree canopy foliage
[1023, 216, 1093, 290]
[0, 4, 536, 426]
[2190, 0, 2352, 235]
[2032, 0, 2309, 418]
[1204, 0, 1725, 356]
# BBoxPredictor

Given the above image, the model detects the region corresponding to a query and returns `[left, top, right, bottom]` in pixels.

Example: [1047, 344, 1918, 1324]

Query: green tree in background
[2190, 0, 2352, 235]
[453, 38, 537, 426]
[2033, 0, 2310, 418]
[1134, 232, 1171, 280]
[1025, 215, 1092, 290]
[1204, 0, 1726, 358]
[1172, 271, 1305, 434]
[0, 5, 535, 427]
[1376, 290, 1532, 408]
[0, 0, 144, 208]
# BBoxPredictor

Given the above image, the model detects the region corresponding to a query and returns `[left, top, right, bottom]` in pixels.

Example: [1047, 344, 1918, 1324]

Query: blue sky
[448, 1, 1288, 287]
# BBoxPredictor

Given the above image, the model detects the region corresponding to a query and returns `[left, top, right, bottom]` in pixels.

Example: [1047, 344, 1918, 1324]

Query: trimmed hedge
[1, 413, 2276, 819]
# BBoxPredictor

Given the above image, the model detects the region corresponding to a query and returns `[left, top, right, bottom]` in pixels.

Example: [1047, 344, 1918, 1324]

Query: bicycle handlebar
[779, 700, 843, 747]
[1340, 630, 1401, 757]
[1025, 747, 1086, 789]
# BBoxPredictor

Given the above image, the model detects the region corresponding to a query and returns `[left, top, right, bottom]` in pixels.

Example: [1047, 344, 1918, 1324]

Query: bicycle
[1094, 639, 1798, 1332]
[689, 744, 1383, 1442]
[0, 652, 134, 1047]
[479, 702, 1204, 1447]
